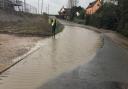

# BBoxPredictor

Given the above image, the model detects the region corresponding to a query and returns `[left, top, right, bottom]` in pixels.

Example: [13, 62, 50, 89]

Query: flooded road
[0, 26, 101, 89]
[37, 35, 128, 89]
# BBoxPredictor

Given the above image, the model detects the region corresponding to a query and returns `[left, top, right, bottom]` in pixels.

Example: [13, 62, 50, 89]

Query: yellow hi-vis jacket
[52, 19, 57, 26]
[48, 19, 52, 25]
[49, 18, 57, 26]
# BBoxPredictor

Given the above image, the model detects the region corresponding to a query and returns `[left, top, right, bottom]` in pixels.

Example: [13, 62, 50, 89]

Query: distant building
[0, 0, 22, 10]
[58, 6, 71, 20]
[85, 0, 102, 15]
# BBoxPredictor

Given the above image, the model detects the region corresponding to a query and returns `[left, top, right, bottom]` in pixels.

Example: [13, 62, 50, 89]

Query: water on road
[0, 26, 101, 89]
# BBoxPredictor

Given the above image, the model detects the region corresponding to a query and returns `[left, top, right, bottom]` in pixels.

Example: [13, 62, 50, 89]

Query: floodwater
[0, 26, 102, 89]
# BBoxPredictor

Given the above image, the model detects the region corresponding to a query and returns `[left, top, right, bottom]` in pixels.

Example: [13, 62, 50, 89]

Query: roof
[64, 8, 71, 12]
[58, 7, 71, 16]
[86, 0, 98, 9]
[59, 7, 71, 14]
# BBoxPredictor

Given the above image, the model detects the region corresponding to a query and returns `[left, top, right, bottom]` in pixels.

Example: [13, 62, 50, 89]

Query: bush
[117, 0, 128, 36]
[85, 0, 128, 37]
[70, 6, 85, 21]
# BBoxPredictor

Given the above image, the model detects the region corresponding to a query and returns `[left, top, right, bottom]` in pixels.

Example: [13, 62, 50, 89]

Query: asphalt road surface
[0, 21, 128, 89]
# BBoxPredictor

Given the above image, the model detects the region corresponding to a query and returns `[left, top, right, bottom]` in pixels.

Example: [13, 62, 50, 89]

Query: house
[58, 6, 71, 20]
[85, 0, 102, 15]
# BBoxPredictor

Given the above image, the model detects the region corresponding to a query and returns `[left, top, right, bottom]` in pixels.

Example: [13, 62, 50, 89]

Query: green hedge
[85, 3, 118, 30]
[85, 1, 128, 37]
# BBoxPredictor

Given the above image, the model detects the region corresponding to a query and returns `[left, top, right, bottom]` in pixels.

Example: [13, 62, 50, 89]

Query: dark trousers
[52, 26, 56, 38]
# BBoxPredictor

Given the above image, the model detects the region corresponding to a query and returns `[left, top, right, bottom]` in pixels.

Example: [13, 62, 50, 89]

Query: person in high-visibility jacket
[51, 18, 57, 38]
[49, 18, 53, 25]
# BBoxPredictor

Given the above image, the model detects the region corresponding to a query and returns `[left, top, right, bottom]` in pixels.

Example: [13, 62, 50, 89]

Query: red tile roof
[86, 0, 97, 9]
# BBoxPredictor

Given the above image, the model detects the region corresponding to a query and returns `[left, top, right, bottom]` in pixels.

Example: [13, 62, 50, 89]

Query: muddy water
[0, 26, 102, 89]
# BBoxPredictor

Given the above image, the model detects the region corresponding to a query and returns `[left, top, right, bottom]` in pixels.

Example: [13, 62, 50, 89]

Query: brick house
[85, 0, 102, 15]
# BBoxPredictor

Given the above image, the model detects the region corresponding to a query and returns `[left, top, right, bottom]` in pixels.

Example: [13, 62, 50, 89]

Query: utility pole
[38, 0, 40, 14]
[41, 0, 43, 14]
[24, 0, 26, 12]
[48, 4, 49, 15]
[46, 6, 47, 14]
[2, 0, 5, 9]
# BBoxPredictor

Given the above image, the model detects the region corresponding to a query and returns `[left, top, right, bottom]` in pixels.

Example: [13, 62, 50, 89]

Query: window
[97, 4, 100, 6]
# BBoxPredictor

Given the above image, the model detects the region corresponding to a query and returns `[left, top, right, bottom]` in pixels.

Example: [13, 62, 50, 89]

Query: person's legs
[53, 27, 56, 38]
[52, 26, 55, 38]
[52, 26, 54, 36]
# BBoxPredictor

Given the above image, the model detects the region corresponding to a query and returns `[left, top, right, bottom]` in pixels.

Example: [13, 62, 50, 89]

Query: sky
[23, 0, 94, 14]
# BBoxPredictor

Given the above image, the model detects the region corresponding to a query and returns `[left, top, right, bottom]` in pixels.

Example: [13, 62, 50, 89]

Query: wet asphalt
[37, 21, 128, 89]
[0, 24, 101, 89]
[38, 35, 128, 89]
[0, 21, 128, 89]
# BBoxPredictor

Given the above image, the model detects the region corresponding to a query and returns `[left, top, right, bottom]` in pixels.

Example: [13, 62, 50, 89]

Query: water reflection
[0, 26, 101, 89]
[51, 38, 58, 71]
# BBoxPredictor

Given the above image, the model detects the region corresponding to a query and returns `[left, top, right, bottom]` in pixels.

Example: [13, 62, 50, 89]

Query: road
[0, 21, 128, 89]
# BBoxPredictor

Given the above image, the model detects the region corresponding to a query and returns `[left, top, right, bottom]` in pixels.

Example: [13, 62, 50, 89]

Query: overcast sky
[23, 0, 93, 14]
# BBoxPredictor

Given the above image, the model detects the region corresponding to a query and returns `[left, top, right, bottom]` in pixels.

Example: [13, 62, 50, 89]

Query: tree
[117, 0, 128, 36]
[67, 0, 79, 8]
[85, 2, 119, 30]
[85, 0, 128, 37]
[70, 6, 84, 20]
